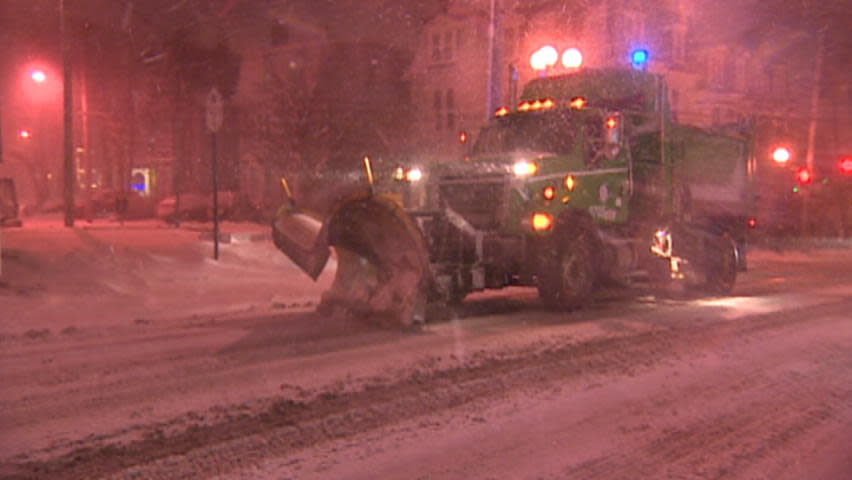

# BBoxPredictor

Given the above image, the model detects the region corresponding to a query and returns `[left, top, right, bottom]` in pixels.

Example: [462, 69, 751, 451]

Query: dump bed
[671, 124, 752, 218]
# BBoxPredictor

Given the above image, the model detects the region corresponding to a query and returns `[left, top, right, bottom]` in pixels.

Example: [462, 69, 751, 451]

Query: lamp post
[61, 0, 74, 227]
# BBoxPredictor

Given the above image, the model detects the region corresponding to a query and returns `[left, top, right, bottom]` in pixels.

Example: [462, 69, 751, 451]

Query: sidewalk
[0, 215, 333, 336]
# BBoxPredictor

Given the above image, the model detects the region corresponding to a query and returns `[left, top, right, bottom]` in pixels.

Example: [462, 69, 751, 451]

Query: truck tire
[701, 234, 737, 295]
[537, 223, 597, 310]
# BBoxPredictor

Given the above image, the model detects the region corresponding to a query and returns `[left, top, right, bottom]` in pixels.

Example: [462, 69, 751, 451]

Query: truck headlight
[405, 168, 423, 183]
[513, 160, 538, 177]
[393, 167, 424, 183]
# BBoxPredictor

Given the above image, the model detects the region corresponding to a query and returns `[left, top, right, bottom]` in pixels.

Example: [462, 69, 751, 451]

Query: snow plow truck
[272, 68, 755, 326]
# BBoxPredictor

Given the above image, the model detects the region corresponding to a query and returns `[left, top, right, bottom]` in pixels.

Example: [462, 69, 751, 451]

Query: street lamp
[771, 146, 791, 165]
[30, 69, 47, 84]
[18, 129, 33, 140]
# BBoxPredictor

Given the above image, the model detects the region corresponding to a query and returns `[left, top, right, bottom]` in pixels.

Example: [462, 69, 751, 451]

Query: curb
[751, 237, 852, 251]
[198, 231, 272, 244]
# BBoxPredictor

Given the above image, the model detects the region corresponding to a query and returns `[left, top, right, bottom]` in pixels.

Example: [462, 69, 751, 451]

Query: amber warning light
[532, 212, 553, 231]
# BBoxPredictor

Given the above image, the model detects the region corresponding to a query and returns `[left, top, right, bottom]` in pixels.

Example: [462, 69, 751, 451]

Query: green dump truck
[272, 68, 755, 325]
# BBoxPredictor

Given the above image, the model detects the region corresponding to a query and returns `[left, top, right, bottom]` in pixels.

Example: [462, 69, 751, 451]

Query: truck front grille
[439, 176, 507, 230]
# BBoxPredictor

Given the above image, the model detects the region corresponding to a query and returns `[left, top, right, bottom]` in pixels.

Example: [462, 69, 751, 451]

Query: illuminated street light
[31, 69, 47, 83]
[18, 129, 33, 140]
[771, 146, 791, 165]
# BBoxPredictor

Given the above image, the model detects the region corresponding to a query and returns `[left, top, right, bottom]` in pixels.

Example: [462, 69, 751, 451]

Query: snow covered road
[1, 222, 850, 479]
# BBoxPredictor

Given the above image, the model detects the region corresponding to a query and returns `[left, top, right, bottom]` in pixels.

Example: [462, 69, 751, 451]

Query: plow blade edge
[273, 193, 432, 327]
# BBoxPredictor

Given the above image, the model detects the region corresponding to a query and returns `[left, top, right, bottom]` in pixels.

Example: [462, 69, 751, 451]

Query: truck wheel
[702, 234, 737, 295]
[537, 226, 596, 310]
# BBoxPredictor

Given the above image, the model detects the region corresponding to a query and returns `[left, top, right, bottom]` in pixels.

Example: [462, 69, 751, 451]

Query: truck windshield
[473, 111, 577, 155]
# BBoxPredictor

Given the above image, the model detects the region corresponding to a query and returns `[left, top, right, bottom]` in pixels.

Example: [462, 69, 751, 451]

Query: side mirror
[604, 113, 623, 145]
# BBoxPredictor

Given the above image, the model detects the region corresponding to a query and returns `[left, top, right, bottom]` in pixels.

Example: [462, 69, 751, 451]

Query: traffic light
[840, 156, 852, 175]
[796, 167, 812, 185]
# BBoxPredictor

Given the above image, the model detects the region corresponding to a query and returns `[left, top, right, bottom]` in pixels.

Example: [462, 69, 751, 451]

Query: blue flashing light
[631, 49, 649, 69]
[131, 183, 146, 192]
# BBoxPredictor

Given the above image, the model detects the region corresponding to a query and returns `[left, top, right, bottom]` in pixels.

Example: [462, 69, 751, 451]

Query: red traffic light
[796, 167, 812, 184]
[840, 156, 852, 174]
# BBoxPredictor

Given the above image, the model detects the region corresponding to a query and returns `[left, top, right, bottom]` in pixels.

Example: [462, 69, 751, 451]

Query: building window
[722, 56, 736, 90]
[662, 30, 674, 61]
[446, 89, 456, 129]
[673, 29, 685, 64]
[443, 31, 454, 60]
[269, 22, 289, 46]
[431, 29, 462, 63]
[366, 58, 378, 86]
[434, 90, 443, 131]
[432, 33, 441, 61]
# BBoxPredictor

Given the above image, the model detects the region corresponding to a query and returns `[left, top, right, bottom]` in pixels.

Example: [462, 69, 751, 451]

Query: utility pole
[802, 29, 824, 234]
[0, 99, 4, 163]
[61, 0, 75, 227]
[486, 0, 503, 119]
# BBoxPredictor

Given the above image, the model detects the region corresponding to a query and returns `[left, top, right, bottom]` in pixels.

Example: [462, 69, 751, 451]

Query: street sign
[206, 87, 224, 133]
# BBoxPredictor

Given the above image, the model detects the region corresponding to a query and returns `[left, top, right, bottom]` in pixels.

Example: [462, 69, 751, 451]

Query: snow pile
[0, 218, 333, 335]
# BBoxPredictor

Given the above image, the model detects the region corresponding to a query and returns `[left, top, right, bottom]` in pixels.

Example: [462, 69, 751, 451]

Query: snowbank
[0, 216, 333, 335]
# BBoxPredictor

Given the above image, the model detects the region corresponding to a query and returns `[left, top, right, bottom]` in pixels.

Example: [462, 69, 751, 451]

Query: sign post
[206, 87, 224, 260]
